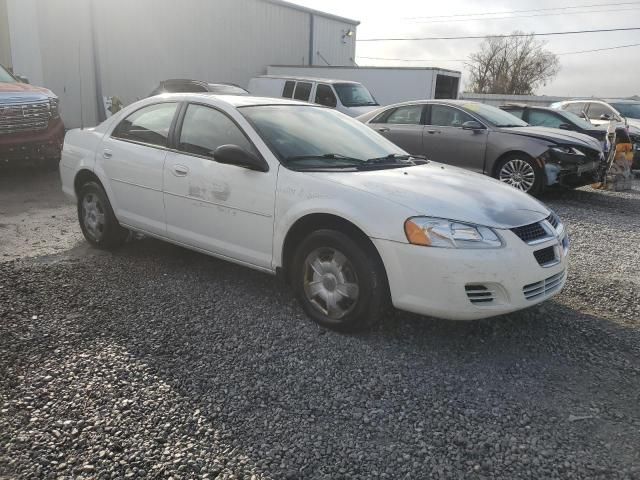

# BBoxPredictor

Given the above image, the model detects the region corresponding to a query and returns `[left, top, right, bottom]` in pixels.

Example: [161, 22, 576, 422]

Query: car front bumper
[0, 117, 65, 164]
[373, 229, 569, 321]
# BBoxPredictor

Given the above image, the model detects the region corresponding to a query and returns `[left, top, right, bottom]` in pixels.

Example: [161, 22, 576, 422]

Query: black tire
[292, 229, 388, 333]
[77, 181, 128, 249]
[494, 154, 544, 196]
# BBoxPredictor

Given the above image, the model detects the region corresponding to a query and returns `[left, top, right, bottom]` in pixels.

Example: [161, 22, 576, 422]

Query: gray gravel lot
[1, 170, 639, 479]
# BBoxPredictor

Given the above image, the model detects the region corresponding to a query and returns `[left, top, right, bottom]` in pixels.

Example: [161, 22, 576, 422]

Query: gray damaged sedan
[358, 100, 605, 195]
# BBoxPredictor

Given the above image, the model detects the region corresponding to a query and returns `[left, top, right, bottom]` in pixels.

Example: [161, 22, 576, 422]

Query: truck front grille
[0, 101, 52, 135]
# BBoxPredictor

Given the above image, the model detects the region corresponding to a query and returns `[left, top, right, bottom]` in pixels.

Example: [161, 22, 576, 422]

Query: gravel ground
[1, 170, 639, 479]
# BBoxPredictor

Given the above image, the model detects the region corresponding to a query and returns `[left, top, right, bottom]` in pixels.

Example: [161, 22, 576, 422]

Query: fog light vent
[465, 285, 496, 305]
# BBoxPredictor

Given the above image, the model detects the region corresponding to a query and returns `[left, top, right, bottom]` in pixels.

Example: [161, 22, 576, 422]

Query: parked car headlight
[404, 217, 503, 249]
[49, 98, 60, 119]
[550, 145, 585, 156]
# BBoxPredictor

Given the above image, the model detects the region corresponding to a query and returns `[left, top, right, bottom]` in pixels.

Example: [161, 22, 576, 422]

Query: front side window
[293, 82, 312, 101]
[385, 105, 424, 125]
[241, 105, 405, 164]
[587, 103, 615, 120]
[178, 104, 256, 159]
[528, 110, 565, 128]
[112, 102, 178, 147]
[314, 84, 337, 108]
[282, 81, 295, 98]
[429, 105, 474, 127]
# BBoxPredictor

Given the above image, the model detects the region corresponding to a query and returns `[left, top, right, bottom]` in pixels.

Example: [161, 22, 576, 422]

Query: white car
[60, 94, 569, 332]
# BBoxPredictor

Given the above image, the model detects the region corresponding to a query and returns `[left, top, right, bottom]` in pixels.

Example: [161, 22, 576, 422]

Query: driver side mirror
[213, 144, 269, 172]
[599, 113, 612, 121]
[15, 74, 29, 84]
[462, 120, 485, 131]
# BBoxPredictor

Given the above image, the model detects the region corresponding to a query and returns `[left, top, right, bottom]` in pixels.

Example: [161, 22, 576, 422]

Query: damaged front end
[539, 145, 605, 188]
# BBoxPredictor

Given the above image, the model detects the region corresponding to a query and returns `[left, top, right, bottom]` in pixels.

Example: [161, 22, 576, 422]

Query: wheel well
[74, 169, 102, 196]
[491, 151, 536, 177]
[280, 213, 385, 284]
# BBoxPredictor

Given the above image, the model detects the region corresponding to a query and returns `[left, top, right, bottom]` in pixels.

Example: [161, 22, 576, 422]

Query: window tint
[178, 104, 256, 158]
[429, 105, 474, 127]
[385, 105, 424, 125]
[503, 108, 524, 119]
[314, 84, 337, 108]
[112, 103, 178, 147]
[587, 103, 614, 120]
[528, 110, 565, 128]
[293, 82, 312, 101]
[564, 102, 586, 116]
[282, 81, 295, 98]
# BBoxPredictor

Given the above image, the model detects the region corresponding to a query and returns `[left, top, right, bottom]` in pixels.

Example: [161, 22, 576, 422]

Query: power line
[357, 41, 640, 63]
[404, 1, 640, 20]
[408, 6, 640, 24]
[358, 27, 640, 42]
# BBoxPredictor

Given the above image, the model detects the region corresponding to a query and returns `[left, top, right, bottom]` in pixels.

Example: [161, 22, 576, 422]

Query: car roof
[150, 92, 314, 108]
[254, 75, 361, 85]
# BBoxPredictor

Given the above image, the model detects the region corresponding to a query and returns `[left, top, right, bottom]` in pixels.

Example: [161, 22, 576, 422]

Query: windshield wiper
[283, 153, 364, 164]
[366, 153, 428, 164]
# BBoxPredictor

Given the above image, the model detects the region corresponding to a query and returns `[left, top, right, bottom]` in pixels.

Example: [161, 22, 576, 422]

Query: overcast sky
[291, 0, 640, 97]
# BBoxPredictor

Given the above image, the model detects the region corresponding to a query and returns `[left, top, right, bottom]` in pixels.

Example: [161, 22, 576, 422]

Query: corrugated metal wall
[0, 0, 12, 68]
[6, 0, 357, 128]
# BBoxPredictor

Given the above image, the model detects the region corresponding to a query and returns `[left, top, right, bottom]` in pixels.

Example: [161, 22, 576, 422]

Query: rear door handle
[426, 130, 440, 134]
[172, 164, 189, 177]
[102, 149, 113, 159]
[376, 127, 390, 133]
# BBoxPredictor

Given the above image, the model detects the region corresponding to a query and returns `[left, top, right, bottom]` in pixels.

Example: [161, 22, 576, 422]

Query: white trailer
[267, 65, 461, 106]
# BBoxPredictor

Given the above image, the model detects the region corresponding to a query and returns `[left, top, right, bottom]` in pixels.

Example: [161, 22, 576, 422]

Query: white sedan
[60, 94, 569, 331]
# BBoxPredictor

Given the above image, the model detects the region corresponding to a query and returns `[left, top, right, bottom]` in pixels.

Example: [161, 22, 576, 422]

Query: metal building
[0, 0, 358, 127]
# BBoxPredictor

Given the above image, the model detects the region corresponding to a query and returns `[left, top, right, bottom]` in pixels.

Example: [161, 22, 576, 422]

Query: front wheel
[77, 181, 128, 249]
[292, 229, 388, 332]
[495, 155, 543, 195]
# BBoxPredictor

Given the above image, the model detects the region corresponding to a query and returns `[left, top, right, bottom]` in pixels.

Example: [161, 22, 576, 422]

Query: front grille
[465, 285, 496, 304]
[0, 101, 52, 135]
[511, 222, 548, 243]
[523, 270, 566, 300]
[547, 213, 559, 230]
[533, 246, 557, 266]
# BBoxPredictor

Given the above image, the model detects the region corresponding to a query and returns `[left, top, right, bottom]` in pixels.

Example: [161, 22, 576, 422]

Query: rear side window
[385, 105, 424, 125]
[282, 81, 295, 98]
[314, 84, 337, 108]
[112, 102, 178, 147]
[178, 104, 256, 159]
[586, 103, 614, 120]
[528, 110, 564, 128]
[293, 82, 312, 101]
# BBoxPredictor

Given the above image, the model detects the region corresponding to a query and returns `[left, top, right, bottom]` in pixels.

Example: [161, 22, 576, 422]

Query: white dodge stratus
[60, 94, 569, 331]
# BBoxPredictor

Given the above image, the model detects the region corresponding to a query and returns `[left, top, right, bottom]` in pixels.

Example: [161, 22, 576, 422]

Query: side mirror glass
[213, 144, 269, 172]
[462, 120, 485, 131]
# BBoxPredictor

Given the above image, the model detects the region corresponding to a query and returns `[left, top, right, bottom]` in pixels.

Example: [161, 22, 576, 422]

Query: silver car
[358, 100, 604, 195]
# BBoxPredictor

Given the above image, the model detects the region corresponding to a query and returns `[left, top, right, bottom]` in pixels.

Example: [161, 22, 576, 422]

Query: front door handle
[426, 130, 440, 134]
[103, 149, 113, 159]
[172, 164, 189, 177]
[376, 127, 390, 133]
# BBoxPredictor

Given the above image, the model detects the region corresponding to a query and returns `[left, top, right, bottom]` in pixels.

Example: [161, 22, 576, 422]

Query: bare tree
[466, 32, 559, 95]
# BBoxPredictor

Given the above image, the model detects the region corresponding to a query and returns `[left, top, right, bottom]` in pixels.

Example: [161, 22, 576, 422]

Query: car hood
[314, 162, 550, 229]
[0, 82, 55, 103]
[345, 105, 380, 117]
[500, 126, 602, 151]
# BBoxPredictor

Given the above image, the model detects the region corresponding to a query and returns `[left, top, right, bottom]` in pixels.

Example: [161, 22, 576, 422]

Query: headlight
[550, 145, 585, 156]
[49, 98, 60, 118]
[404, 217, 503, 249]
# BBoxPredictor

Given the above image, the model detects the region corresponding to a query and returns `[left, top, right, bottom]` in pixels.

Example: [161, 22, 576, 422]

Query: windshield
[559, 110, 596, 129]
[462, 102, 528, 127]
[208, 84, 249, 95]
[610, 102, 640, 120]
[333, 83, 379, 107]
[0, 64, 17, 83]
[241, 105, 406, 167]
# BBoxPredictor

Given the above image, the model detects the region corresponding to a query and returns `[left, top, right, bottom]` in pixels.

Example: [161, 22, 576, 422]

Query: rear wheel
[292, 229, 388, 332]
[495, 154, 543, 195]
[77, 181, 127, 249]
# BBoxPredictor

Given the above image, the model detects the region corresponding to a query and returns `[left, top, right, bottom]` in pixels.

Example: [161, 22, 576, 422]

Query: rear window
[282, 81, 295, 98]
